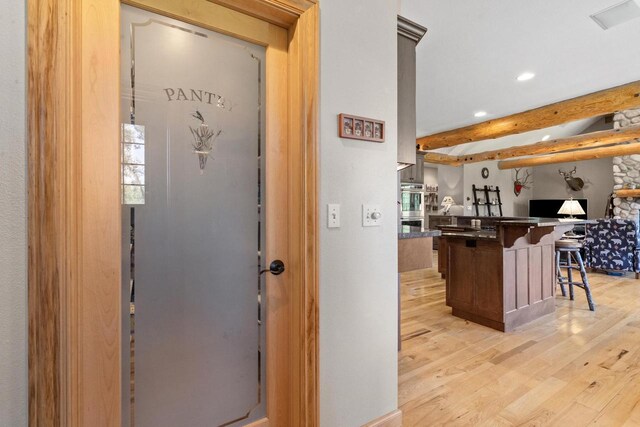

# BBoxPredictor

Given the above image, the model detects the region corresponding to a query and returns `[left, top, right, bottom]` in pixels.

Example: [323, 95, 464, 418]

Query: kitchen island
[440, 218, 591, 332]
[398, 226, 441, 272]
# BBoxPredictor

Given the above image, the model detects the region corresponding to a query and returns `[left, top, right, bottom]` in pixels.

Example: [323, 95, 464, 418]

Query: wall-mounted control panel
[327, 203, 340, 228]
[362, 204, 382, 227]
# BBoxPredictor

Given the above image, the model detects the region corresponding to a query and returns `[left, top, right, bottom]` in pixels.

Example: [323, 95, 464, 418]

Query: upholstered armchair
[584, 218, 640, 278]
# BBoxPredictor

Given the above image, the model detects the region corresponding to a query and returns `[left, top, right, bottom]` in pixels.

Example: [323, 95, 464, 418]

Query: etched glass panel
[120, 5, 266, 426]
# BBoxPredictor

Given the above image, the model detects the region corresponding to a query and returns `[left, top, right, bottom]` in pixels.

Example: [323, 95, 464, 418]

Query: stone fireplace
[612, 108, 640, 220]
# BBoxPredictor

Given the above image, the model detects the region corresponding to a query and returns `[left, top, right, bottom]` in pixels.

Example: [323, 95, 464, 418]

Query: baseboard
[362, 409, 403, 427]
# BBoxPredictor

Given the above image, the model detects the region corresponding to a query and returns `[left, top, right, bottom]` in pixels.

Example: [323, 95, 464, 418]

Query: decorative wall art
[559, 166, 584, 191]
[513, 168, 532, 197]
[189, 110, 222, 174]
[338, 113, 385, 142]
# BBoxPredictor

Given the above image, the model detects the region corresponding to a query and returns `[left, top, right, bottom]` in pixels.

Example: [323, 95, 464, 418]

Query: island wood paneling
[446, 240, 503, 324]
[542, 245, 554, 300]
[515, 249, 529, 309]
[444, 225, 560, 332]
[503, 244, 555, 313]
[503, 251, 517, 313]
[446, 241, 474, 312]
[474, 244, 503, 323]
[502, 239, 557, 330]
[438, 237, 447, 279]
[437, 237, 447, 278]
[529, 246, 543, 304]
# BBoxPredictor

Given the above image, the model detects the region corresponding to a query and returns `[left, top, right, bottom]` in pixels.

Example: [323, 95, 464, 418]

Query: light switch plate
[362, 204, 382, 227]
[328, 204, 340, 228]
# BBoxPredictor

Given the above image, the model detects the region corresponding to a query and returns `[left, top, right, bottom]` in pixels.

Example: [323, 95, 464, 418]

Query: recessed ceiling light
[517, 72, 536, 82]
[474, 111, 487, 118]
[541, 135, 551, 141]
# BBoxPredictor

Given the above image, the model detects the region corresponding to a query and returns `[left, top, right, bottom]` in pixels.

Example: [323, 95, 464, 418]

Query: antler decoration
[559, 167, 584, 191]
[513, 168, 532, 197]
[189, 110, 222, 174]
[558, 166, 577, 179]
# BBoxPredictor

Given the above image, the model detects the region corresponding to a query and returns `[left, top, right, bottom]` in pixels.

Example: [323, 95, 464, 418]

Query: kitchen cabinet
[399, 154, 424, 184]
[397, 16, 427, 169]
[446, 239, 503, 322]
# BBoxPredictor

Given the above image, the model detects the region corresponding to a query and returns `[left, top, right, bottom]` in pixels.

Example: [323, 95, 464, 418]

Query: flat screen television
[528, 198, 588, 219]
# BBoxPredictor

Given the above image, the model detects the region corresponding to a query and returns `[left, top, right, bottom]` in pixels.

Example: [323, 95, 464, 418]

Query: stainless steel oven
[401, 218, 424, 229]
[400, 183, 424, 218]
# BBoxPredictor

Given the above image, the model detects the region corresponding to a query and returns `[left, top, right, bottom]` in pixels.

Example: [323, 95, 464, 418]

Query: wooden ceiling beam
[417, 80, 640, 150]
[458, 126, 640, 164]
[422, 152, 462, 166]
[497, 142, 640, 169]
[422, 125, 640, 167]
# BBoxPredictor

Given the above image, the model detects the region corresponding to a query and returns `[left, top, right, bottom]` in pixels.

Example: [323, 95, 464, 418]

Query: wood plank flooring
[399, 255, 640, 426]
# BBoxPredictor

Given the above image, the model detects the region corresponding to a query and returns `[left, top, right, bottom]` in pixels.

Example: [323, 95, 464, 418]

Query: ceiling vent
[590, 0, 640, 30]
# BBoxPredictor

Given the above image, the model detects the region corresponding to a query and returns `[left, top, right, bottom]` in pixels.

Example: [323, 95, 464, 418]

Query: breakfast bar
[440, 218, 591, 332]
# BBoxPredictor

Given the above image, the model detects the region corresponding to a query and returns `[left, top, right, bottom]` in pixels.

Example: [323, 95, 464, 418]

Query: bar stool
[555, 239, 595, 311]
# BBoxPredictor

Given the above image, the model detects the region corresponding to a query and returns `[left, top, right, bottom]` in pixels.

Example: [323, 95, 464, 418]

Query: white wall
[434, 162, 533, 218]
[0, 1, 27, 425]
[531, 118, 613, 219]
[319, 1, 399, 426]
[423, 166, 437, 187]
[463, 162, 531, 217]
[439, 158, 611, 219]
[533, 158, 613, 219]
[436, 164, 463, 210]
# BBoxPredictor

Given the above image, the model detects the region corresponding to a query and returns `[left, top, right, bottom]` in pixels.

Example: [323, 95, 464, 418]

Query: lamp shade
[441, 196, 455, 207]
[558, 199, 585, 217]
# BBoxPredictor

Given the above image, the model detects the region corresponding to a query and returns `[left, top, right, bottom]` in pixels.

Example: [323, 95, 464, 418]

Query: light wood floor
[399, 255, 640, 426]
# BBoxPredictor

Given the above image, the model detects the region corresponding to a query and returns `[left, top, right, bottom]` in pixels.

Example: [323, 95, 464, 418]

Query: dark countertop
[439, 218, 596, 242]
[499, 217, 597, 227]
[441, 229, 498, 240]
[398, 226, 442, 240]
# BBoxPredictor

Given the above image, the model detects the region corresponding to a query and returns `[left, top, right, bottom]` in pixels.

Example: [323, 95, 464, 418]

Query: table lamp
[441, 196, 455, 215]
[557, 198, 585, 220]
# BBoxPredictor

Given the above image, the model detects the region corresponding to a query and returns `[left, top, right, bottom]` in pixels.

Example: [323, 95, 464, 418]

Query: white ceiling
[401, 0, 640, 154]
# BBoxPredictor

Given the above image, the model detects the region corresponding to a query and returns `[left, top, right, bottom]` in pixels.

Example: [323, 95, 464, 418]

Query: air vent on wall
[590, 0, 640, 30]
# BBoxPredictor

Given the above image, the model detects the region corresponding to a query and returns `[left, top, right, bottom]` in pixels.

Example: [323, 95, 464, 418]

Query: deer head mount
[513, 168, 532, 197]
[559, 167, 584, 191]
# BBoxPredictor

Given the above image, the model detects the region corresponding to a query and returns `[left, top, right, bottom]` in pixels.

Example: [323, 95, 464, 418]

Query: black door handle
[260, 259, 285, 276]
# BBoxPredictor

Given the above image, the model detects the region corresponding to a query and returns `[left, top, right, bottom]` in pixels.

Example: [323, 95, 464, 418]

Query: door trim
[27, 0, 318, 425]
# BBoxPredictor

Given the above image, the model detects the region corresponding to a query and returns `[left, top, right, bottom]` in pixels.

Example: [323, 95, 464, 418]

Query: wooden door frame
[27, 0, 318, 425]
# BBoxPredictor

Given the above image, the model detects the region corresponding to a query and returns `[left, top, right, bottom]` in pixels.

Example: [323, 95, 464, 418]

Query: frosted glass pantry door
[120, 5, 266, 426]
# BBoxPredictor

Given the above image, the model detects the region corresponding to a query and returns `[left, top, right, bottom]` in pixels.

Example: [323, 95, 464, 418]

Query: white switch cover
[362, 204, 382, 227]
[327, 204, 340, 228]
